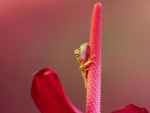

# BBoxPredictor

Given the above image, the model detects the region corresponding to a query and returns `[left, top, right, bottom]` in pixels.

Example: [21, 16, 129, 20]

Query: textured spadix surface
[86, 2, 102, 113]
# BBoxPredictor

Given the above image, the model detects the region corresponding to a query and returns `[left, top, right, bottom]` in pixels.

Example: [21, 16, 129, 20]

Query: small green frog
[74, 43, 95, 88]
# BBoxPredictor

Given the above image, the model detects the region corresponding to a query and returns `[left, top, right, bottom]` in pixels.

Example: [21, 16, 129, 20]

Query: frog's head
[74, 43, 89, 64]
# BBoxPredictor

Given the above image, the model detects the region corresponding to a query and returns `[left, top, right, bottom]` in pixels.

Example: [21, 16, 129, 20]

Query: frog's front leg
[79, 55, 95, 71]
[79, 55, 95, 88]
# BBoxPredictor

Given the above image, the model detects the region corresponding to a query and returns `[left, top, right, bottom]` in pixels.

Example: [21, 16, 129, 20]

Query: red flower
[112, 104, 148, 113]
[30, 2, 148, 113]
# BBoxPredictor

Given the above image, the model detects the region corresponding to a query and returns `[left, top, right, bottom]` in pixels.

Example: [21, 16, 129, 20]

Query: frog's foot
[86, 55, 96, 65]
[88, 54, 95, 61]
[86, 60, 96, 65]
[79, 61, 94, 71]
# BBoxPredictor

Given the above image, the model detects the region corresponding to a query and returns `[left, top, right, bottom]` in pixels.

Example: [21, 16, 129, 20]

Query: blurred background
[0, 0, 150, 113]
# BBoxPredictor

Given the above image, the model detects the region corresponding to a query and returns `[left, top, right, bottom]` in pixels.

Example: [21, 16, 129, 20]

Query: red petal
[112, 104, 148, 113]
[31, 68, 82, 113]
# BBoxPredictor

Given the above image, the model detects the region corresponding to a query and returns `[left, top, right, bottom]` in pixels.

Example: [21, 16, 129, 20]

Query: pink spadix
[86, 2, 102, 113]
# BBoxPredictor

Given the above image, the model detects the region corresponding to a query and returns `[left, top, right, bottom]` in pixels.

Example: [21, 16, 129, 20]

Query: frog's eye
[74, 49, 80, 57]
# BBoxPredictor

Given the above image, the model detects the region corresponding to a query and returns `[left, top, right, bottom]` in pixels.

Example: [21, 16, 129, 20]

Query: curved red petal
[31, 68, 82, 113]
[111, 104, 148, 113]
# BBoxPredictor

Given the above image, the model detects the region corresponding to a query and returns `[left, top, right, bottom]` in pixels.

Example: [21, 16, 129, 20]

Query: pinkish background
[0, 0, 150, 113]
